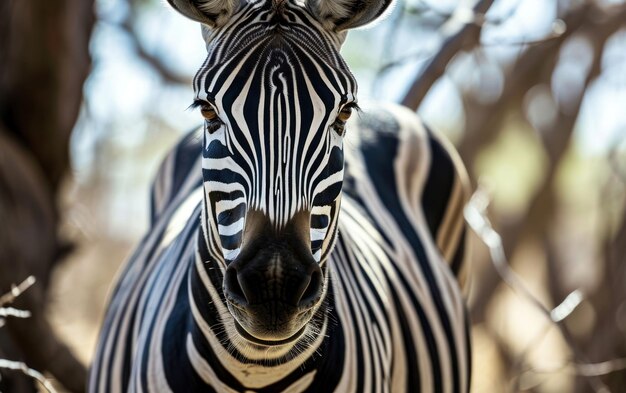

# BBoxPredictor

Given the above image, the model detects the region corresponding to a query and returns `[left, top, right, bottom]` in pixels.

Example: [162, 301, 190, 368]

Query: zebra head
[169, 0, 393, 345]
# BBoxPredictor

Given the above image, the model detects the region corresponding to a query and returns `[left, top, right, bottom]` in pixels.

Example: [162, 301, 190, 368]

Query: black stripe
[421, 130, 455, 242]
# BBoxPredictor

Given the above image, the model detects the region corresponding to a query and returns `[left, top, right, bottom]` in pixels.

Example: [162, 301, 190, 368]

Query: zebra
[89, 0, 472, 392]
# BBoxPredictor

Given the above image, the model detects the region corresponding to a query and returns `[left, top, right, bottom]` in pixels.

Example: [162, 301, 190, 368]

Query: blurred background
[1, 0, 625, 391]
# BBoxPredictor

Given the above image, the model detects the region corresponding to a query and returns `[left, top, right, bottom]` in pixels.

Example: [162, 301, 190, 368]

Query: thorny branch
[0, 276, 35, 328]
[0, 276, 35, 307]
[464, 188, 584, 323]
[465, 187, 626, 392]
[0, 308, 31, 321]
[460, 3, 626, 340]
[0, 359, 57, 393]
[0, 276, 58, 393]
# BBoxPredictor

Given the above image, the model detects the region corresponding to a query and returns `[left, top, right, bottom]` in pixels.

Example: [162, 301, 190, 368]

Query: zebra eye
[200, 104, 218, 121]
[338, 107, 353, 122]
[332, 106, 353, 136]
[200, 104, 223, 134]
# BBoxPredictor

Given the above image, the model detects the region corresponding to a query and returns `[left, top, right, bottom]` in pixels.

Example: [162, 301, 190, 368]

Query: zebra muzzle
[223, 247, 323, 343]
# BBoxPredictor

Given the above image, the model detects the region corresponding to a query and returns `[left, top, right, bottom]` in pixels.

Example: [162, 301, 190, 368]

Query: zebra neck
[189, 219, 332, 389]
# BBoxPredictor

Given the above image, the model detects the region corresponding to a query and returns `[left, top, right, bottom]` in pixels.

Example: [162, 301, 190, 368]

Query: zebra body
[90, 1, 471, 391]
[90, 103, 470, 392]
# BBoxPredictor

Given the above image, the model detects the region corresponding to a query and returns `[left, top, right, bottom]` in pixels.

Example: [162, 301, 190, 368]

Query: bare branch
[464, 187, 585, 324]
[97, 0, 193, 85]
[465, 2, 626, 328]
[513, 357, 626, 390]
[400, 0, 496, 110]
[378, 19, 566, 79]
[464, 186, 612, 393]
[117, 18, 192, 85]
[0, 359, 58, 393]
[0, 276, 58, 392]
[0, 276, 35, 307]
[0, 307, 31, 319]
[480, 19, 567, 47]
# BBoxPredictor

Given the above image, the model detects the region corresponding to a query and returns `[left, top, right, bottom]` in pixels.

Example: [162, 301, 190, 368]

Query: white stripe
[215, 197, 246, 213]
[218, 217, 245, 236]
[222, 247, 241, 260]
[310, 228, 327, 241]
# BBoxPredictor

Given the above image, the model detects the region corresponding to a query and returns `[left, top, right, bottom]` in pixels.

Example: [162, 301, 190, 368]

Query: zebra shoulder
[353, 103, 470, 282]
[149, 127, 203, 224]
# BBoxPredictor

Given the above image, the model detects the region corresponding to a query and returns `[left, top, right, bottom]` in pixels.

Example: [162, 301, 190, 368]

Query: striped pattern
[89, 1, 471, 392]
[193, 1, 354, 265]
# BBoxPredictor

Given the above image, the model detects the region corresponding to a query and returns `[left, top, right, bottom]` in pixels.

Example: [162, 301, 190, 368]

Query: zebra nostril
[297, 269, 322, 308]
[224, 268, 248, 306]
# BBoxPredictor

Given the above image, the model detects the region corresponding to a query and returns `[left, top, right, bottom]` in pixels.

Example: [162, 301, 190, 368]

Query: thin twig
[0, 276, 58, 392]
[377, 23, 564, 76]
[464, 186, 614, 393]
[514, 357, 626, 388]
[400, 0, 496, 110]
[373, 0, 409, 89]
[0, 307, 31, 319]
[377, 49, 433, 76]
[0, 359, 58, 393]
[0, 276, 36, 307]
[98, 0, 192, 85]
[464, 187, 584, 322]
[480, 19, 567, 46]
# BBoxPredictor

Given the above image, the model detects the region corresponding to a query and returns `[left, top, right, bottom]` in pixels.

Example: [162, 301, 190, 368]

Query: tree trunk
[0, 0, 95, 391]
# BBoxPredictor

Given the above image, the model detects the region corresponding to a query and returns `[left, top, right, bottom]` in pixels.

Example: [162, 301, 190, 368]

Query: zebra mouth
[234, 320, 305, 346]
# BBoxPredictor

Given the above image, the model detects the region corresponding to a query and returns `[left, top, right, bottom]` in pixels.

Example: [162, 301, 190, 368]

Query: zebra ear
[166, 0, 240, 27]
[307, 0, 394, 31]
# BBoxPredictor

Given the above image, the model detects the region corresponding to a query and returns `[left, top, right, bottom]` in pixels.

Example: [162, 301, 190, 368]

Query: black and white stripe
[89, 1, 471, 392]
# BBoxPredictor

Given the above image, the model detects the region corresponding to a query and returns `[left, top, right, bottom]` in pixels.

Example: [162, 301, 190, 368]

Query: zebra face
[169, 0, 393, 345]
